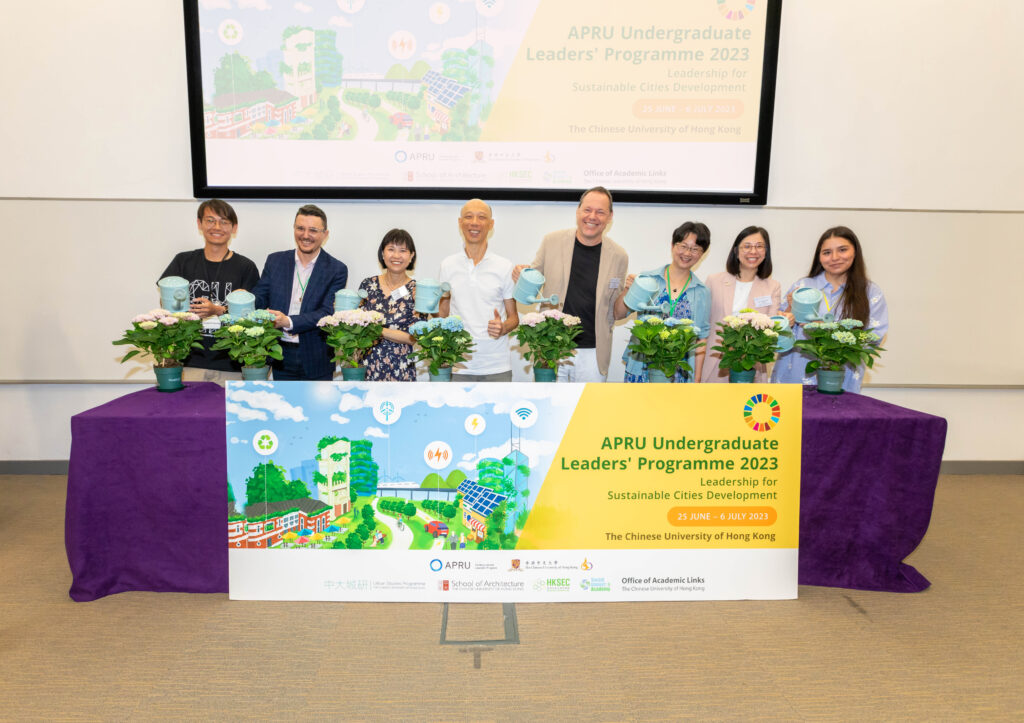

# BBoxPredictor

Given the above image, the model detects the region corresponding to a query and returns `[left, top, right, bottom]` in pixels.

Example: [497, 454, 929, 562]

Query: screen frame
[183, 0, 783, 205]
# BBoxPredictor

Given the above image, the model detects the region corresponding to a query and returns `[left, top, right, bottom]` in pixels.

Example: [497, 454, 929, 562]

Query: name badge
[753, 295, 772, 308]
[391, 285, 410, 301]
[609, 277, 621, 290]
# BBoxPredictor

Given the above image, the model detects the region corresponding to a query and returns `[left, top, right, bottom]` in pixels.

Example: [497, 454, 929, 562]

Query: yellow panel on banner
[519, 384, 800, 550]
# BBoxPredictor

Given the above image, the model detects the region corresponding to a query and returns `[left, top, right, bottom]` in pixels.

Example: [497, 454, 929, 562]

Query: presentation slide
[189, 0, 777, 198]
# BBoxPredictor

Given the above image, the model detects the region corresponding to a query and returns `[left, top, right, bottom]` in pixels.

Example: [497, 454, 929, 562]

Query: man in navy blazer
[253, 204, 348, 380]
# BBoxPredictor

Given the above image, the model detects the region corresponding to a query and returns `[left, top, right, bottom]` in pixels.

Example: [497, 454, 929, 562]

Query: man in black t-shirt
[160, 199, 260, 382]
[514, 187, 630, 381]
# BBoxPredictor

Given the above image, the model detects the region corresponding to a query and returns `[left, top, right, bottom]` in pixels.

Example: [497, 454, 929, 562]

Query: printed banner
[227, 382, 801, 601]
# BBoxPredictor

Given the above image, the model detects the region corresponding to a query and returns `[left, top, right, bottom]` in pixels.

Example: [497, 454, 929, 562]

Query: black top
[160, 249, 260, 370]
[561, 238, 602, 349]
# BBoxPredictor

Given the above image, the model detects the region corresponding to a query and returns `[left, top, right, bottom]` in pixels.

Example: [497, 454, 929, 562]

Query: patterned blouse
[359, 276, 418, 381]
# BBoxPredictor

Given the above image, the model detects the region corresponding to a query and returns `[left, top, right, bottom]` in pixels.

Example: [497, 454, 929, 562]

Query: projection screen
[184, 0, 782, 204]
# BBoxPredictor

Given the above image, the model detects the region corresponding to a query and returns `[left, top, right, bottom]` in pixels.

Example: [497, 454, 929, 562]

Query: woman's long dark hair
[808, 226, 869, 324]
[726, 226, 773, 279]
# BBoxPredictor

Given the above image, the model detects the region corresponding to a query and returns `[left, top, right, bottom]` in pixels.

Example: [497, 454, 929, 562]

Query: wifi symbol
[514, 407, 533, 420]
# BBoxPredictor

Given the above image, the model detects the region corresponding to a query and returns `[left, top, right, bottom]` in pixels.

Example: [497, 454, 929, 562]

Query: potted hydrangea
[795, 318, 884, 394]
[513, 309, 582, 381]
[626, 316, 701, 383]
[408, 316, 475, 381]
[210, 309, 284, 380]
[317, 309, 386, 380]
[113, 308, 204, 391]
[712, 310, 793, 383]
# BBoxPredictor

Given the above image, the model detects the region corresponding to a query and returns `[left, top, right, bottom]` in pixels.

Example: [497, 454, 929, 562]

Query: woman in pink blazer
[701, 226, 782, 383]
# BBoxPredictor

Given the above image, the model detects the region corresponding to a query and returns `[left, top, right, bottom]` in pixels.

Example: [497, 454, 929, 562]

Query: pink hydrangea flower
[521, 312, 545, 327]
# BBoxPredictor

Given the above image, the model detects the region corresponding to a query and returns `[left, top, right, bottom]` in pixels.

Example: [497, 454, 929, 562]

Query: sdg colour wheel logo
[717, 0, 756, 21]
[743, 393, 781, 432]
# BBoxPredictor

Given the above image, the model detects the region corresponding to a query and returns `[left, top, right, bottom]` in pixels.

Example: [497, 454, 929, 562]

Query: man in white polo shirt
[438, 199, 519, 381]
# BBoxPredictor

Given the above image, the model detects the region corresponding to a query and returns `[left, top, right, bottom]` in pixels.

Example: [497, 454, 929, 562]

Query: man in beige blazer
[514, 187, 629, 381]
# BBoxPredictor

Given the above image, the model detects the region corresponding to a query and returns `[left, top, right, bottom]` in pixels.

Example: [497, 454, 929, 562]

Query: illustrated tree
[403, 502, 416, 518]
[245, 461, 310, 506]
[214, 52, 274, 97]
[442, 503, 457, 521]
[317, 435, 341, 454]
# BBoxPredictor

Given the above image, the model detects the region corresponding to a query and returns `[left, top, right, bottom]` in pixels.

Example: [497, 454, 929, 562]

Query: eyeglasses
[738, 243, 766, 252]
[202, 217, 234, 229]
[294, 225, 325, 235]
[676, 244, 703, 256]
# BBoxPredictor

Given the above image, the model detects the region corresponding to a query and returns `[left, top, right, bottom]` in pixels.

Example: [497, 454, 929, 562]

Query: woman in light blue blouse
[771, 226, 888, 392]
[616, 221, 712, 382]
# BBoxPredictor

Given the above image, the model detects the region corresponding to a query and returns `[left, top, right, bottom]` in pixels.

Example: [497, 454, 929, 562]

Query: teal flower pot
[816, 369, 845, 394]
[533, 366, 557, 382]
[241, 366, 269, 381]
[729, 368, 755, 383]
[154, 365, 183, 392]
[341, 366, 366, 381]
[647, 369, 671, 383]
[429, 367, 453, 382]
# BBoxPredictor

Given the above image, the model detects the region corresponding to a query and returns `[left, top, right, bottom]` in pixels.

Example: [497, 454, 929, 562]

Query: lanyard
[666, 268, 691, 317]
[296, 265, 311, 301]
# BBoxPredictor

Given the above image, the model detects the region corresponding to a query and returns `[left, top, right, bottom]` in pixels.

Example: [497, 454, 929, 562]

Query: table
[66, 384, 946, 601]
[66, 383, 228, 601]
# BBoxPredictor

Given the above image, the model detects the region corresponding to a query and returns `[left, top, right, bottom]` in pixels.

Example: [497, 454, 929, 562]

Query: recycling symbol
[219, 19, 243, 45]
[252, 429, 278, 455]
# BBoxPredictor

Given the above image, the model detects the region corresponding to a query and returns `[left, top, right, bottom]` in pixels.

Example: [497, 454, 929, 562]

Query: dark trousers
[272, 342, 334, 381]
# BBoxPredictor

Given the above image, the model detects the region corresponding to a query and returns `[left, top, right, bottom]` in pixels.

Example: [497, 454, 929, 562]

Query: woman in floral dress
[358, 229, 419, 381]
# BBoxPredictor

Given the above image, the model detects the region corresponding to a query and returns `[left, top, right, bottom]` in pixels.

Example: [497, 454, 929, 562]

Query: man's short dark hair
[578, 186, 613, 213]
[295, 204, 328, 229]
[197, 199, 237, 225]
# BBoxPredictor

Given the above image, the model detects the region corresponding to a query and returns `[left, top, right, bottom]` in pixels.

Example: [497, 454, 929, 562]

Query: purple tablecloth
[66, 383, 228, 601]
[66, 384, 946, 601]
[798, 387, 946, 592]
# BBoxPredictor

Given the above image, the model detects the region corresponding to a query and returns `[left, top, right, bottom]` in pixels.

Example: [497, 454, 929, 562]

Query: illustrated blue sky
[197, 0, 539, 97]
[226, 380, 582, 507]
